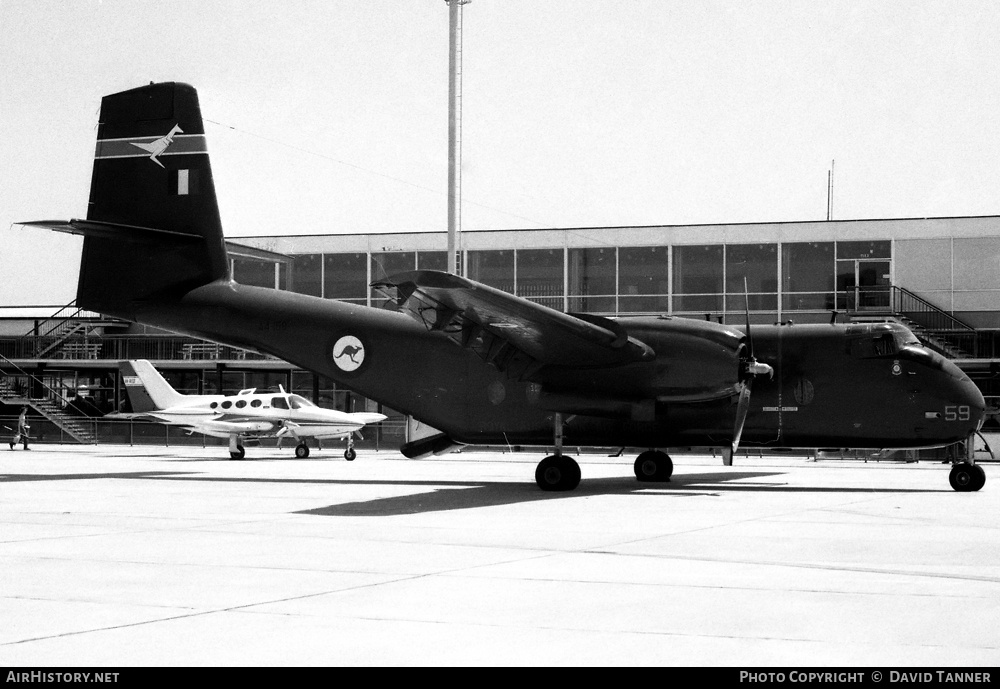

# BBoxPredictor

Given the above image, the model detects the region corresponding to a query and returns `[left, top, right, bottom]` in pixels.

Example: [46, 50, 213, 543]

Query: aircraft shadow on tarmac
[0, 470, 944, 516]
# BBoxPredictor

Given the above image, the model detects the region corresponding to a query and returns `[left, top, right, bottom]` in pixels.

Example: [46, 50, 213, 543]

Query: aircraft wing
[103, 412, 166, 423]
[373, 270, 654, 380]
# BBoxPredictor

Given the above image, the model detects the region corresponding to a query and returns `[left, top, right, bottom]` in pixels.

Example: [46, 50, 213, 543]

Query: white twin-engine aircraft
[116, 360, 386, 460]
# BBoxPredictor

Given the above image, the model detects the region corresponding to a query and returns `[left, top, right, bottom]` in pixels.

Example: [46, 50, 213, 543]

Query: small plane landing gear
[344, 447, 357, 461]
[534, 413, 581, 491]
[228, 435, 245, 460]
[949, 462, 985, 492]
[634, 449, 672, 482]
[295, 442, 310, 459]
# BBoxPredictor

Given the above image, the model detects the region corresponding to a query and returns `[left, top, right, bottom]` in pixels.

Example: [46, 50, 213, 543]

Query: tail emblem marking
[129, 124, 184, 168]
[333, 336, 366, 372]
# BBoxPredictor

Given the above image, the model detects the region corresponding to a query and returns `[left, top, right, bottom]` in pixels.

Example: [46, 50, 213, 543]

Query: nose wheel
[634, 450, 673, 482]
[949, 462, 985, 492]
[228, 435, 245, 460]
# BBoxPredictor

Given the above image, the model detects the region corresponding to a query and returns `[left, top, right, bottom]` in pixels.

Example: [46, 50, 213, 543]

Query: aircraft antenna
[446, 1, 471, 275]
[826, 159, 835, 221]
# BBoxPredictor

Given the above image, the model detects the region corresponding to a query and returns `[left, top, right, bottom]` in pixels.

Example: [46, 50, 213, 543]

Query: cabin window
[250, 399, 262, 408]
[235, 400, 247, 408]
[221, 401, 232, 409]
[271, 396, 289, 409]
[210, 402, 218, 409]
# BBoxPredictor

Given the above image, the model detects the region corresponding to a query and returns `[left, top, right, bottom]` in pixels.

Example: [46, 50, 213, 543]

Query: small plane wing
[373, 270, 654, 380]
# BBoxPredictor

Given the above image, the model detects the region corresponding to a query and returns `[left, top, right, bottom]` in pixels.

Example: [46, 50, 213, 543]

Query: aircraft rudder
[79, 82, 230, 318]
[120, 359, 185, 411]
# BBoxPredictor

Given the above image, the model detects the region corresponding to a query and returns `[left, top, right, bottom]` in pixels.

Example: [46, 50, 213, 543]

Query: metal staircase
[847, 285, 978, 359]
[25, 302, 119, 359]
[0, 358, 96, 445]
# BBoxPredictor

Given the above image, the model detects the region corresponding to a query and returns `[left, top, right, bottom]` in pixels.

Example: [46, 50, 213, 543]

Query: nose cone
[942, 359, 987, 433]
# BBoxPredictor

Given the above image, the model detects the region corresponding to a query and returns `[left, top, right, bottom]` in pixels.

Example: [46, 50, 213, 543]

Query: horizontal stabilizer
[19, 219, 204, 242]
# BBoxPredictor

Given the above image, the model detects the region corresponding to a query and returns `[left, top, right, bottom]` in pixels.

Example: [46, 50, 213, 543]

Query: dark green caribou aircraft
[24, 83, 987, 491]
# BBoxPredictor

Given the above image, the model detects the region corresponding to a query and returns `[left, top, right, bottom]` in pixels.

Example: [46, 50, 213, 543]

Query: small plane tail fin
[62, 83, 229, 319]
[119, 360, 186, 412]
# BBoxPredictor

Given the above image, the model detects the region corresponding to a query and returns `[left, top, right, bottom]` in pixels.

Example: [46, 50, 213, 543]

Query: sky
[3, 0, 1000, 303]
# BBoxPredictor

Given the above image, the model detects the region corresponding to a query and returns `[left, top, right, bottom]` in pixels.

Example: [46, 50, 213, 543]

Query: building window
[290, 254, 322, 297]
[516, 249, 564, 309]
[232, 258, 277, 289]
[783, 242, 834, 311]
[618, 246, 669, 313]
[567, 247, 616, 313]
[418, 251, 448, 271]
[324, 253, 367, 302]
[371, 252, 416, 280]
[725, 243, 777, 312]
[371, 252, 416, 306]
[836, 240, 890, 260]
[467, 250, 514, 292]
[673, 245, 724, 313]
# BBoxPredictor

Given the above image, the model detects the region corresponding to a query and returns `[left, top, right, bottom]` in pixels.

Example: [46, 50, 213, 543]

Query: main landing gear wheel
[949, 462, 985, 492]
[535, 455, 581, 492]
[295, 443, 310, 459]
[229, 446, 245, 461]
[344, 447, 357, 461]
[634, 450, 673, 482]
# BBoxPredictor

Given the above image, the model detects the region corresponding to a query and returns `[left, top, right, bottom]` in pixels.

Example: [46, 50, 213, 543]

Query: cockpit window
[871, 332, 898, 356]
[846, 323, 920, 359]
[288, 394, 314, 409]
[271, 396, 289, 409]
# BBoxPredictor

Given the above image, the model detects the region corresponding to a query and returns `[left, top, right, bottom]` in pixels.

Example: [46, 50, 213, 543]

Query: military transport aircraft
[23, 82, 988, 491]
[114, 360, 386, 460]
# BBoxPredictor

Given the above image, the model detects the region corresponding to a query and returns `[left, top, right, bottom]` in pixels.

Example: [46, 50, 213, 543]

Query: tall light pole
[446, 0, 470, 275]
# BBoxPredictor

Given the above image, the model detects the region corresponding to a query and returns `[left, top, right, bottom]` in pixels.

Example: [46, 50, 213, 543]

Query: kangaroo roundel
[333, 335, 366, 372]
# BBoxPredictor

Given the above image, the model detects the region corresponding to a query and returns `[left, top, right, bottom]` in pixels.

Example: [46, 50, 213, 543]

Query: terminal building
[2, 215, 999, 452]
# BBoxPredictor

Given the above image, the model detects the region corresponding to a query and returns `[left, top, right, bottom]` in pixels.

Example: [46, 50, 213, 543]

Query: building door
[856, 259, 891, 309]
[837, 259, 891, 311]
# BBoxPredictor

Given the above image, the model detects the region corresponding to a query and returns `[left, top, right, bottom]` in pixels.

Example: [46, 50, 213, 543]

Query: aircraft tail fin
[60, 83, 229, 319]
[120, 360, 186, 412]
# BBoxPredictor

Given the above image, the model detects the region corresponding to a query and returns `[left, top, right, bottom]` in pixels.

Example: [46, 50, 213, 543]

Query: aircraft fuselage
[135, 280, 984, 453]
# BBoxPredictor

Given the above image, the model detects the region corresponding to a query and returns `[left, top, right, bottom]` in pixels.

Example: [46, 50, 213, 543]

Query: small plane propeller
[726, 279, 774, 466]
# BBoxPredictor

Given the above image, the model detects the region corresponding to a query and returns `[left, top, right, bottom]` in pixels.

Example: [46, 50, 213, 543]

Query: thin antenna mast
[826, 159, 835, 221]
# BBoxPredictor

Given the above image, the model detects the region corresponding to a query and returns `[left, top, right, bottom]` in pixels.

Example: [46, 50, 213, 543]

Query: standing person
[10, 407, 29, 450]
